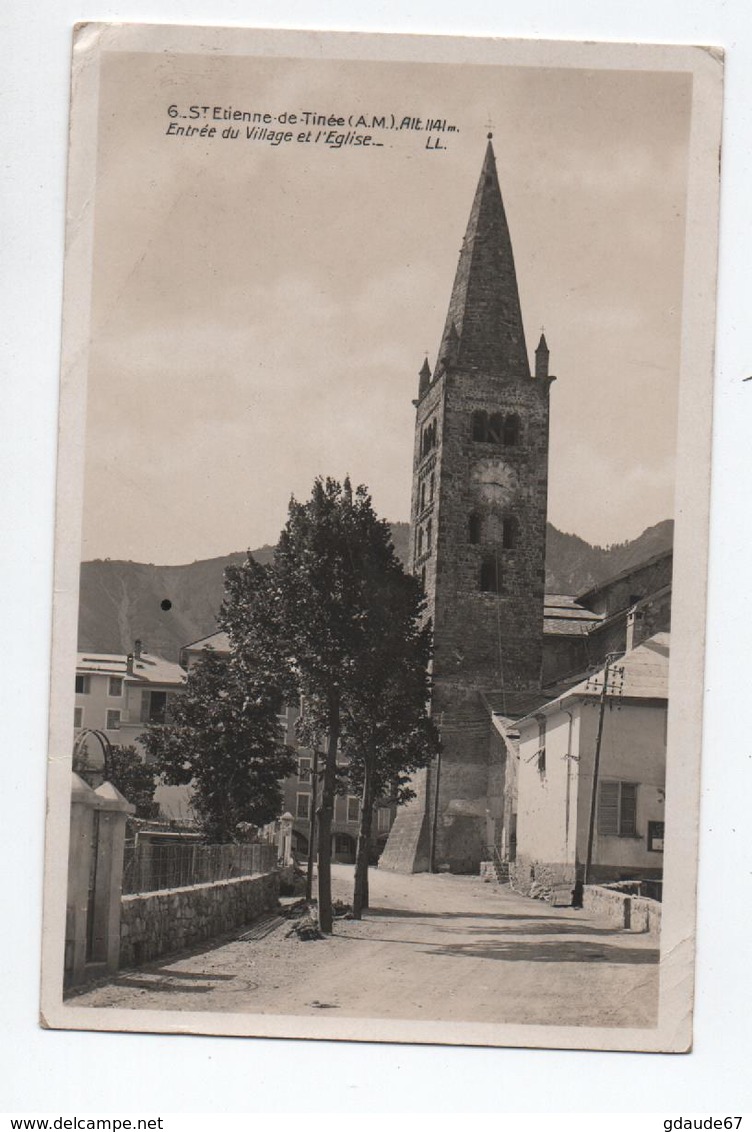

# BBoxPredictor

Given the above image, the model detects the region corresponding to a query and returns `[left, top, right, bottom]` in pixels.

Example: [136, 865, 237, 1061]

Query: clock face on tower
[472, 458, 518, 507]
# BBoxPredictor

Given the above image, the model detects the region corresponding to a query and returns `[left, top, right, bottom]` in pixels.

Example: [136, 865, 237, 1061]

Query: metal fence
[122, 841, 278, 895]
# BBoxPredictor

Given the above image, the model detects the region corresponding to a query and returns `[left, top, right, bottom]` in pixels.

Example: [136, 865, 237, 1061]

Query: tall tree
[330, 536, 439, 917]
[341, 654, 440, 920]
[222, 477, 435, 932]
[140, 648, 295, 842]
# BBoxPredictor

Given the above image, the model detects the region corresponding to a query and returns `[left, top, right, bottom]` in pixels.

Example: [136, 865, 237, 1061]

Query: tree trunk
[316, 695, 339, 934]
[352, 751, 375, 920]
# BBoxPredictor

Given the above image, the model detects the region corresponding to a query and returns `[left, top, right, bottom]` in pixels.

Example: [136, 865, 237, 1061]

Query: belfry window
[487, 413, 503, 444]
[472, 410, 487, 442]
[429, 473, 435, 502]
[422, 418, 437, 457]
[420, 482, 426, 511]
[426, 518, 433, 554]
[503, 414, 521, 446]
[480, 556, 501, 593]
[417, 527, 424, 557]
[502, 516, 518, 550]
[468, 513, 482, 544]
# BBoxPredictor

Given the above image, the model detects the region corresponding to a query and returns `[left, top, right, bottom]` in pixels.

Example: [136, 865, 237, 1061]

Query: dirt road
[71, 865, 659, 1028]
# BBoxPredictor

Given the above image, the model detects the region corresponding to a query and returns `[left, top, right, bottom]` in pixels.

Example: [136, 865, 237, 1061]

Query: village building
[511, 633, 668, 897]
[73, 640, 188, 819]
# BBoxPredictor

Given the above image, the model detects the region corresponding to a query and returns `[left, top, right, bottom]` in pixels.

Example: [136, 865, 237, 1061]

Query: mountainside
[78, 519, 672, 662]
[544, 519, 673, 596]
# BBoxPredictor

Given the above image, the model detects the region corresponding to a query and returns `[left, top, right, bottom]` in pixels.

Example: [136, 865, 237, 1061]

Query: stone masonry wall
[120, 871, 279, 967]
[583, 884, 661, 938]
[509, 852, 575, 899]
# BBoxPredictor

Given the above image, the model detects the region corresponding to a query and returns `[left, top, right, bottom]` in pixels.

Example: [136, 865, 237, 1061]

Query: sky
[80, 51, 692, 564]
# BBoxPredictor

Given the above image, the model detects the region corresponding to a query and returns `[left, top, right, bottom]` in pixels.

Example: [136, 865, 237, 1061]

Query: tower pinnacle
[418, 356, 432, 397]
[436, 138, 530, 379]
[535, 331, 550, 379]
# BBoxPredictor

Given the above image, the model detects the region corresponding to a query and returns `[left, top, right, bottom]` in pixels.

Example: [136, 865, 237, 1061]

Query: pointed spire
[440, 322, 460, 365]
[535, 331, 549, 379]
[437, 137, 530, 379]
[418, 356, 432, 397]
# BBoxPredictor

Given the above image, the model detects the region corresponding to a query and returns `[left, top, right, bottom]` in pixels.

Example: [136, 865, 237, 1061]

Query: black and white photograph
[40, 24, 722, 1053]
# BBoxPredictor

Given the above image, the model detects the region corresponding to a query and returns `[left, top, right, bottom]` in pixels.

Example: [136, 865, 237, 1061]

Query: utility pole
[583, 653, 621, 888]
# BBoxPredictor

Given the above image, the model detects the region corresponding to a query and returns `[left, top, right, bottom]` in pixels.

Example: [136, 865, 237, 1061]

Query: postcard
[41, 23, 723, 1052]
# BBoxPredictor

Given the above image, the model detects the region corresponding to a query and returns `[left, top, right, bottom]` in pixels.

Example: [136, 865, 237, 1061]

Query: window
[276, 709, 288, 741]
[503, 414, 521, 446]
[472, 410, 487, 441]
[420, 482, 426, 511]
[420, 566, 426, 592]
[347, 796, 360, 823]
[73, 707, 83, 729]
[468, 513, 482, 544]
[502, 516, 518, 550]
[421, 418, 437, 457]
[296, 792, 311, 820]
[141, 690, 169, 724]
[429, 473, 435, 502]
[377, 807, 392, 833]
[417, 527, 424, 557]
[298, 757, 311, 784]
[108, 676, 123, 697]
[75, 674, 90, 694]
[598, 781, 638, 836]
[487, 412, 503, 443]
[480, 557, 501, 593]
[106, 709, 121, 731]
[426, 518, 433, 554]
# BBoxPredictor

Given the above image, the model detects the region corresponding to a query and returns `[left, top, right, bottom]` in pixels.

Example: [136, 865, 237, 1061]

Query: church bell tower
[381, 136, 555, 874]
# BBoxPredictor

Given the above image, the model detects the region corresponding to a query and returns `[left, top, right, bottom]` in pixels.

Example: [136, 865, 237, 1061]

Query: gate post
[89, 782, 134, 973]
[278, 812, 294, 865]
[65, 772, 98, 988]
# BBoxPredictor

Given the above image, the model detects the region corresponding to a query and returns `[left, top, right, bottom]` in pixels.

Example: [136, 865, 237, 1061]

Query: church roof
[543, 593, 603, 637]
[437, 137, 531, 379]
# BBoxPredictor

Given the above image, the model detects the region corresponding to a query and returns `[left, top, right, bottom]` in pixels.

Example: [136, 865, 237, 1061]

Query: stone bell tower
[380, 136, 554, 874]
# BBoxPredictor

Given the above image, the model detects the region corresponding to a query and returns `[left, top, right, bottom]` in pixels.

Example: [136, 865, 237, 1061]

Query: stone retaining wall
[120, 871, 279, 967]
[583, 884, 661, 937]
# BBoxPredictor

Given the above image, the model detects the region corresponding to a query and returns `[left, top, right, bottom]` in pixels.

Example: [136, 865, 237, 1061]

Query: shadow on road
[451, 920, 639, 938]
[422, 939, 660, 964]
[367, 905, 585, 924]
[337, 928, 658, 965]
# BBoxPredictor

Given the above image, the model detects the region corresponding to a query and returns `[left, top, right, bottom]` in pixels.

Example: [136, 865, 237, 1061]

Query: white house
[511, 633, 668, 897]
[74, 640, 188, 819]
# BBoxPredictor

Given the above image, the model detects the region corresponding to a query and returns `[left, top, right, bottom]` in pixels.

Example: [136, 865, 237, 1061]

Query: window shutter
[598, 781, 619, 835]
[620, 783, 638, 836]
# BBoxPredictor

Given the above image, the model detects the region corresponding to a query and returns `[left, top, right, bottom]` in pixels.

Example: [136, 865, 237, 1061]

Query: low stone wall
[583, 884, 661, 937]
[629, 895, 662, 935]
[120, 871, 279, 967]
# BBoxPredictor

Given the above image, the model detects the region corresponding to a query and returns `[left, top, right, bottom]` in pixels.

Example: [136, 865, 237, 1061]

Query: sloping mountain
[544, 519, 673, 596]
[78, 518, 672, 662]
